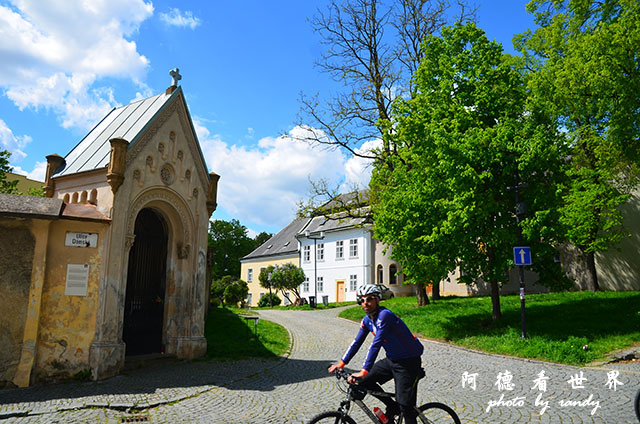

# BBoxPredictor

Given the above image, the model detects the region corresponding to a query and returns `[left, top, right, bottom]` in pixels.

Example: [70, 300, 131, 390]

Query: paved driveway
[0, 307, 638, 423]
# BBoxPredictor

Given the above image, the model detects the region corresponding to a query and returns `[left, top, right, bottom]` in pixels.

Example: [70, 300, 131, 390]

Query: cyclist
[328, 284, 424, 424]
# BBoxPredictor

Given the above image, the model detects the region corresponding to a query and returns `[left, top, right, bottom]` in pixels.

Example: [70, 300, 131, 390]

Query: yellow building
[6, 172, 44, 194]
[241, 218, 310, 306]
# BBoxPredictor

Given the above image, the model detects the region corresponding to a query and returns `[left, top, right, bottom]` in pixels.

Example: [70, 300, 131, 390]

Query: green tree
[254, 231, 272, 247]
[210, 275, 249, 307]
[516, 0, 640, 291]
[0, 150, 19, 194]
[371, 22, 567, 318]
[270, 263, 306, 303]
[297, 0, 476, 303]
[208, 219, 257, 280]
[258, 265, 276, 307]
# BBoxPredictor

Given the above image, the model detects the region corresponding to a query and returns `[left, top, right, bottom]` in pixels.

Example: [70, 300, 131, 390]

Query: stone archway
[123, 208, 168, 356]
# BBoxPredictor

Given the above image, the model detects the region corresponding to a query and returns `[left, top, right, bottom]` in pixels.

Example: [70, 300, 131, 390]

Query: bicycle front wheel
[308, 411, 357, 424]
[416, 402, 461, 424]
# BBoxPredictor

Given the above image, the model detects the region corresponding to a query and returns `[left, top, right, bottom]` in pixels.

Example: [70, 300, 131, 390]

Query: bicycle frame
[333, 369, 431, 424]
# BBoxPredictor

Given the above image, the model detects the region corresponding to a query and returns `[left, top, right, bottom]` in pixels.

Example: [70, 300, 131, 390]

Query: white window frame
[349, 274, 358, 291]
[317, 243, 325, 261]
[303, 245, 311, 262]
[349, 239, 358, 258]
[317, 276, 324, 292]
[303, 277, 309, 292]
[336, 240, 344, 259]
[247, 268, 253, 282]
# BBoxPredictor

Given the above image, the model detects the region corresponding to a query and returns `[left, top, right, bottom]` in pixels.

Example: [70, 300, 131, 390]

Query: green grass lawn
[339, 291, 640, 366]
[204, 307, 290, 360]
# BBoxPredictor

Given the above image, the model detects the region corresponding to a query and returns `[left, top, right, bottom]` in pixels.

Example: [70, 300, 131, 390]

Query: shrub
[258, 293, 281, 307]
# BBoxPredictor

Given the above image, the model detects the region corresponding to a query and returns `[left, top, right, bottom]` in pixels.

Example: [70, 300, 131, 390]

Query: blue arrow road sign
[513, 246, 532, 266]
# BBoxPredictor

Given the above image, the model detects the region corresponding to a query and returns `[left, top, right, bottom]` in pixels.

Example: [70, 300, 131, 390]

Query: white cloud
[0, 0, 153, 129]
[342, 138, 379, 190]
[0, 119, 31, 161]
[195, 121, 351, 229]
[11, 160, 46, 181]
[159, 8, 201, 29]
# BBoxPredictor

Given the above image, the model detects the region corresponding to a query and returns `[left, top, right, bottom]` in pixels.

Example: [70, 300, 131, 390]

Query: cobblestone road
[0, 307, 638, 423]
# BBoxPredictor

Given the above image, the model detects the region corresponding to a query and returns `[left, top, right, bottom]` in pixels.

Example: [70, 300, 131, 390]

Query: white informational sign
[65, 232, 98, 248]
[65, 264, 89, 296]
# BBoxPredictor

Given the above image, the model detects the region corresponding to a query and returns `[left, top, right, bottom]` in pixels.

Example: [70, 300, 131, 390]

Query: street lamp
[305, 230, 324, 308]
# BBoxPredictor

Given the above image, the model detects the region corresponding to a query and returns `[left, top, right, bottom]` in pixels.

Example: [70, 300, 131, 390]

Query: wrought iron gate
[123, 208, 168, 356]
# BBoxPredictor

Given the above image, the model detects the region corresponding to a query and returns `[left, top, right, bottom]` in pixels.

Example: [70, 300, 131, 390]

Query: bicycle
[635, 388, 640, 423]
[308, 368, 461, 424]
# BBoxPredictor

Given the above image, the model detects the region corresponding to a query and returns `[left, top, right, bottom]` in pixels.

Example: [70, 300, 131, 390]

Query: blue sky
[0, 0, 535, 236]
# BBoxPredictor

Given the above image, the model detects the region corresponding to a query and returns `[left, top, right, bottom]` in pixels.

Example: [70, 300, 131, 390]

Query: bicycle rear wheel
[308, 411, 357, 424]
[415, 402, 461, 424]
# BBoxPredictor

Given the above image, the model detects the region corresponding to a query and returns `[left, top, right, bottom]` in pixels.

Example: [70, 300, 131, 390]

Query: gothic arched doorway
[123, 208, 168, 356]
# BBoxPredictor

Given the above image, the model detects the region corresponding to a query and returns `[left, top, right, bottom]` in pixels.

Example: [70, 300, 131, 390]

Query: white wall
[299, 227, 373, 303]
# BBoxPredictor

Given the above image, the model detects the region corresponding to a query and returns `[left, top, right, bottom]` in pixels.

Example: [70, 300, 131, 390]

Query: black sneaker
[385, 406, 400, 424]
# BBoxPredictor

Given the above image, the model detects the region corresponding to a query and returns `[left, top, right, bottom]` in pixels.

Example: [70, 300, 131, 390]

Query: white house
[297, 215, 376, 304]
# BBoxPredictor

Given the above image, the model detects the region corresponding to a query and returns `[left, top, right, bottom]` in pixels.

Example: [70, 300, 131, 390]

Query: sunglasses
[357, 296, 379, 305]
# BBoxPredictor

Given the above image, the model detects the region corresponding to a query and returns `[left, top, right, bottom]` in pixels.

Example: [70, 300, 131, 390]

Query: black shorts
[359, 356, 423, 410]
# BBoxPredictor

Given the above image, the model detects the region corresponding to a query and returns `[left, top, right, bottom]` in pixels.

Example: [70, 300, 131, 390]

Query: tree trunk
[584, 251, 600, 292]
[431, 282, 441, 300]
[415, 281, 430, 306]
[490, 278, 502, 321]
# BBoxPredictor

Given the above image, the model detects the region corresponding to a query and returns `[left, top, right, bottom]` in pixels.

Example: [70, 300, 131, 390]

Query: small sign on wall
[65, 232, 98, 248]
[65, 264, 89, 296]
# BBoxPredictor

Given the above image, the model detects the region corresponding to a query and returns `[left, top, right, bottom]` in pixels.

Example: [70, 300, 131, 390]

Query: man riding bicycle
[328, 284, 424, 424]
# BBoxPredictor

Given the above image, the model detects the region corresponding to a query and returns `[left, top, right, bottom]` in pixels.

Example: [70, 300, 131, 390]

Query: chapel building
[0, 71, 219, 387]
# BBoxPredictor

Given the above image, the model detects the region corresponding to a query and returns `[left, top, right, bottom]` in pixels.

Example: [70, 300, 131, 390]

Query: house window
[349, 239, 358, 258]
[303, 245, 311, 262]
[336, 240, 344, 259]
[349, 274, 357, 291]
[247, 293, 252, 305]
[317, 243, 325, 261]
[377, 265, 383, 285]
[247, 268, 253, 282]
[389, 264, 398, 285]
[317, 276, 324, 292]
[303, 277, 309, 292]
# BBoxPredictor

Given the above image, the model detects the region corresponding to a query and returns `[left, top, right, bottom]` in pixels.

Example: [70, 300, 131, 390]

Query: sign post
[507, 171, 530, 339]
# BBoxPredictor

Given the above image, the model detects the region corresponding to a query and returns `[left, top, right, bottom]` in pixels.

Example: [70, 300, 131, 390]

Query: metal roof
[241, 217, 311, 261]
[55, 90, 175, 176]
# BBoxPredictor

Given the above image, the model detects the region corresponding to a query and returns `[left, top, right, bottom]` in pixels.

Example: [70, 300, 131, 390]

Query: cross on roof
[169, 68, 182, 87]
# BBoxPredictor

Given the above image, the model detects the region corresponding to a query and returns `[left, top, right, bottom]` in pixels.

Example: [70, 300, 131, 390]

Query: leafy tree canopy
[371, 22, 568, 318]
[210, 275, 249, 307]
[208, 219, 257, 280]
[270, 263, 306, 302]
[516, 0, 640, 290]
[0, 150, 19, 194]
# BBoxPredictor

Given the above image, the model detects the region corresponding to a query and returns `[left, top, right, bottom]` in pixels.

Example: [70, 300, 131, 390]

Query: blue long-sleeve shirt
[341, 306, 424, 372]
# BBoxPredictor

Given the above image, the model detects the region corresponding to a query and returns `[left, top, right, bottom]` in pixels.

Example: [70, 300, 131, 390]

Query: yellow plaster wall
[241, 255, 299, 307]
[32, 219, 108, 381]
[0, 222, 34, 386]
